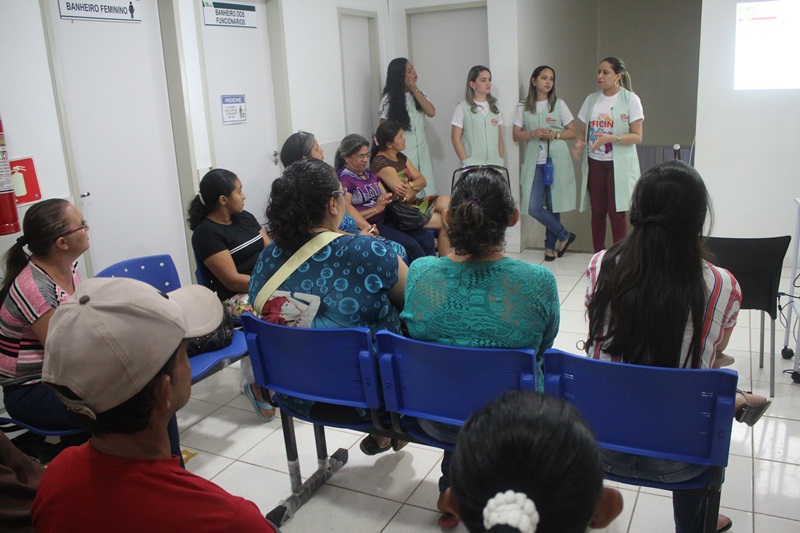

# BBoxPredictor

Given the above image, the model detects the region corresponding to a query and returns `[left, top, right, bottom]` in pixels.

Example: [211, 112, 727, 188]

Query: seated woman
[445, 391, 622, 533]
[0, 199, 90, 435]
[281, 131, 407, 262]
[187, 168, 274, 422]
[249, 157, 408, 454]
[585, 160, 771, 533]
[370, 121, 451, 260]
[400, 166, 560, 527]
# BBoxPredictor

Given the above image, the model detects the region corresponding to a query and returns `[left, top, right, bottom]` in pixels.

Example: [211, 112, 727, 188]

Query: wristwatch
[555, 132, 561, 140]
[615, 135, 622, 144]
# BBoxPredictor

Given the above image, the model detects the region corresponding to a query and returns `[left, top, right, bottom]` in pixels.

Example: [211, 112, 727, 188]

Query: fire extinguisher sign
[9, 157, 42, 205]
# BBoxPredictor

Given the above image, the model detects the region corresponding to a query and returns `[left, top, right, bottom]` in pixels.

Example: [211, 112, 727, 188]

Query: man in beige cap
[31, 278, 278, 532]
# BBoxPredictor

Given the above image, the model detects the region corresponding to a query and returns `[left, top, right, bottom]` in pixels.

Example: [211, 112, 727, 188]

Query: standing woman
[512, 65, 577, 261]
[451, 65, 504, 167]
[573, 57, 643, 252]
[379, 58, 437, 195]
[0, 199, 89, 431]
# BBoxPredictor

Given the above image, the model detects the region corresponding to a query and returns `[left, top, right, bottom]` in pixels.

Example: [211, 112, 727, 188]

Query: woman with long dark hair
[451, 65, 504, 166]
[0, 199, 89, 432]
[573, 57, 643, 252]
[585, 161, 770, 533]
[512, 65, 577, 261]
[371, 121, 450, 259]
[379, 58, 437, 195]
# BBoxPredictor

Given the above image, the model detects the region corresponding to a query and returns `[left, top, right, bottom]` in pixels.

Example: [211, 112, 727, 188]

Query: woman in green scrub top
[451, 65, 504, 167]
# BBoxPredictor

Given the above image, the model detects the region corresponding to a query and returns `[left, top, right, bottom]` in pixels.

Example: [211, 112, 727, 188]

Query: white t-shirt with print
[451, 100, 504, 128]
[577, 91, 644, 161]
[513, 100, 574, 164]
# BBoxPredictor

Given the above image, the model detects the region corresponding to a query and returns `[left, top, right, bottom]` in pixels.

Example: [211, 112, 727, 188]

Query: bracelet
[556, 132, 561, 140]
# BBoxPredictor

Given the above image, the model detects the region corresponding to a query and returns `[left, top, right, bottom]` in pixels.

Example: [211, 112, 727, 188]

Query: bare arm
[345, 192, 392, 230]
[31, 308, 56, 346]
[404, 158, 427, 192]
[590, 119, 643, 152]
[375, 165, 413, 203]
[388, 256, 408, 310]
[451, 125, 467, 162]
[572, 122, 587, 158]
[406, 78, 435, 117]
[498, 127, 505, 159]
[203, 250, 253, 294]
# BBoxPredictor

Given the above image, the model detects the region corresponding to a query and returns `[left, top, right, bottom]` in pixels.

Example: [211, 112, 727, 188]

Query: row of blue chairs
[241, 314, 737, 532]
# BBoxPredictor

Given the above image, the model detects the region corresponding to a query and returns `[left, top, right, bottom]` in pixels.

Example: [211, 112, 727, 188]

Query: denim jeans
[527, 164, 570, 250]
[418, 419, 459, 494]
[601, 450, 709, 533]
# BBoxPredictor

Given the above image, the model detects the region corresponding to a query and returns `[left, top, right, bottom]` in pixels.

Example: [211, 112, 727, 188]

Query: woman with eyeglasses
[282, 131, 408, 263]
[451, 65, 505, 166]
[512, 65, 577, 261]
[371, 121, 451, 259]
[250, 158, 409, 455]
[187, 168, 274, 422]
[379, 58, 437, 195]
[0, 199, 91, 432]
[401, 166, 560, 528]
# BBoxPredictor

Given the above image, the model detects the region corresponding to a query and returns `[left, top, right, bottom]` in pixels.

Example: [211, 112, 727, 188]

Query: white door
[199, 0, 279, 224]
[340, 13, 380, 140]
[408, 7, 489, 193]
[44, 0, 191, 279]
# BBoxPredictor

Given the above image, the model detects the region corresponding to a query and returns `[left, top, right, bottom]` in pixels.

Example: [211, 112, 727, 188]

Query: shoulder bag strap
[253, 231, 339, 313]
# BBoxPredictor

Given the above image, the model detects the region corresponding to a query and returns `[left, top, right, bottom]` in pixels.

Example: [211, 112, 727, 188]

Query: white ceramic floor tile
[626, 491, 676, 532]
[179, 405, 280, 459]
[750, 381, 800, 421]
[182, 446, 235, 480]
[720, 454, 754, 512]
[753, 513, 800, 532]
[753, 459, 800, 521]
[728, 417, 753, 458]
[752, 416, 800, 463]
[176, 398, 221, 433]
[239, 421, 361, 476]
[384, 503, 469, 533]
[326, 441, 441, 503]
[190, 367, 245, 406]
[558, 308, 590, 334]
[404, 456, 442, 511]
[279, 484, 402, 533]
[551, 273, 584, 293]
[592, 487, 638, 533]
[719, 507, 754, 533]
[722, 349, 753, 380]
[561, 289, 587, 312]
[209, 460, 290, 517]
[552, 330, 587, 354]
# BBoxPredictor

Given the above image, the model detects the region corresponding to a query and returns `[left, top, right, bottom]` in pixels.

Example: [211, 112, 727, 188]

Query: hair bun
[483, 490, 539, 533]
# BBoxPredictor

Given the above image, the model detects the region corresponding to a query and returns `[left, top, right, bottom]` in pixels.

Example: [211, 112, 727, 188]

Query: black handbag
[186, 311, 234, 357]
[385, 201, 433, 231]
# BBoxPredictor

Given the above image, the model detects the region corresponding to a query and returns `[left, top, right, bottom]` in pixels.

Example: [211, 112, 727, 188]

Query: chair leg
[313, 424, 328, 469]
[703, 490, 722, 533]
[759, 311, 766, 369]
[770, 317, 776, 398]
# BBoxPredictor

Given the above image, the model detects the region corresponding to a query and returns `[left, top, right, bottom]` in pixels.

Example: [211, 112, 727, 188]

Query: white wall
[696, 0, 799, 240]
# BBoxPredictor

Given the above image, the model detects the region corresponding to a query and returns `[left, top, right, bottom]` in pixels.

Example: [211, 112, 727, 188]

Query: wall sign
[10, 157, 42, 205]
[221, 95, 247, 124]
[202, 1, 257, 28]
[58, 0, 141, 23]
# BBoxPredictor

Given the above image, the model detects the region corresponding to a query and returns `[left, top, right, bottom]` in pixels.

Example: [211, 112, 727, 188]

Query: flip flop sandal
[557, 233, 577, 258]
[544, 250, 556, 262]
[717, 515, 733, 532]
[359, 435, 392, 456]
[391, 439, 409, 452]
[437, 512, 460, 528]
[243, 384, 276, 423]
[735, 389, 771, 426]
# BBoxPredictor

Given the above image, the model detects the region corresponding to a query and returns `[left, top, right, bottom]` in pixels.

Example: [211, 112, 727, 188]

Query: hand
[534, 128, 554, 140]
[572, 139, 585, 159]
[395, 182, 410, 199]
[360, 225, 379, 237]
[591, 134, 615, 152]
[375, 192, 393, 212]
[405, 75, 418, 94]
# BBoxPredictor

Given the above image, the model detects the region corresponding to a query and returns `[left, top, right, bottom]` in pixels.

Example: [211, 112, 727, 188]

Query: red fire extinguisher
[0, 113, 21, 235]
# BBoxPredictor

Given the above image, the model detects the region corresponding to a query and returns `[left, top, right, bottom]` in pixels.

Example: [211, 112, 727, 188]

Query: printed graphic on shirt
[588, 113, 614, 155]
[350, 182, 383, 208]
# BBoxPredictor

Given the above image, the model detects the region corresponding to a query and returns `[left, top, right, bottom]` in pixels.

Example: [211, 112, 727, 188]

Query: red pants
[587, 158, 627, 252]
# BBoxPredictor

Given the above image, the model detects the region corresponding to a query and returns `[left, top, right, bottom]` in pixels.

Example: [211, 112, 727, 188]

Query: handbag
[385, 200, 433, 231]
[253, 231, 339, 324]
[187, 311, 234, 357]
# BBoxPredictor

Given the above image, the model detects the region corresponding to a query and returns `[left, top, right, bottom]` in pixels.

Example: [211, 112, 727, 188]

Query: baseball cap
[43, 277, 222, 419]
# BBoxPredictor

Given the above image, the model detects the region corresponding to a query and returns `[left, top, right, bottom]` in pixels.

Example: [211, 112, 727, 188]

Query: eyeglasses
[451, 165, 510, 192]
[331, 189, 346, 199]
[351, 153, 369, 162]
[58, 220, 89, 240]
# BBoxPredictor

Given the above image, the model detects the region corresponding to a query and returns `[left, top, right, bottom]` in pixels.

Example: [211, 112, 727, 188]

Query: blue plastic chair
[0, 416, 83, 438]
[543, 349, 737, 533]
[96, 254, 247, 383]
[375, 330, 538, 451]
[240, 314, 386, 526]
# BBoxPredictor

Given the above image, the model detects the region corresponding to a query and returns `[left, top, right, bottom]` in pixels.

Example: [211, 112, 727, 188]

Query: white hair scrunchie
[482, 490, 539, 533]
